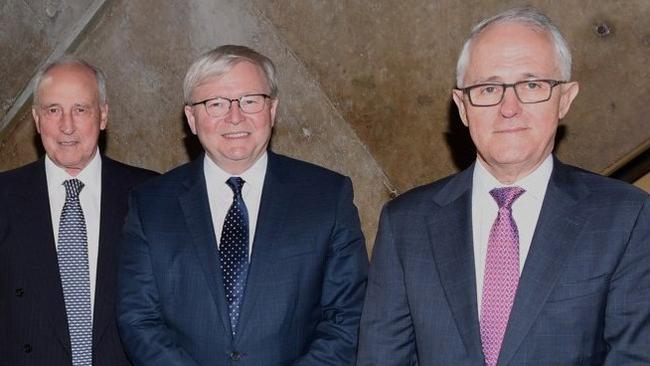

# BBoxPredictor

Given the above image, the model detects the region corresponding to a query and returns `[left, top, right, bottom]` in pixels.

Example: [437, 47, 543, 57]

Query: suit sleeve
[603, 195, 650, 364]
[116, 193, 200, 366]
[357, 204, 418, 366]
[292, 177, 369, 366]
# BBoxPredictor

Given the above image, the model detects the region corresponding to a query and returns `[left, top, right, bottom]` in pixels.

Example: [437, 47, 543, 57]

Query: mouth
[221, 132, 250, 139]
[494, 126, 528, 134]
[58, 141, 79, 146]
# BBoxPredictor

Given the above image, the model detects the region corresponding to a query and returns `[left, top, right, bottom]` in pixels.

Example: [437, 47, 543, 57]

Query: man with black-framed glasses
[117, 45, 368, 365]
[359, 6, 650, 366]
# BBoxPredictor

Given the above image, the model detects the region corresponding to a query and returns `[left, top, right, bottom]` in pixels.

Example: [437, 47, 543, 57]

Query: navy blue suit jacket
[0, 156, 156, 366]
[117, 152, 368, 365]
[358, 158, 650, 365]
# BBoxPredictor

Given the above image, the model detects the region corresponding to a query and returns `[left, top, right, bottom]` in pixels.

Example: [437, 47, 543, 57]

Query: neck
[477, 155, 549, 185]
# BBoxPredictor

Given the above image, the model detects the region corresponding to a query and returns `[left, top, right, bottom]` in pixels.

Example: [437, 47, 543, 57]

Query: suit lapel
[498, 160, 589, 366]
[179, 157, 232, 334]
[92, 157, 120, 347]
[235, 152, 290, 341]
[427, 166, 484, 360]
[16, 160, 71, 350]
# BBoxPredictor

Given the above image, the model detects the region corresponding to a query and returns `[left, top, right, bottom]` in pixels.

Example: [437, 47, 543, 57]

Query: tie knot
[490, 186, 525, 209]
[226, 177, 245, 197]
[63, 179, 84, 199]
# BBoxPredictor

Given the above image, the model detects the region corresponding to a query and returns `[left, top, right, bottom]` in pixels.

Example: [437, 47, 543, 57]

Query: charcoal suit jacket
[358, 158, 650, 365]
[0, 156, 157, 365]
[116, 151, 368, 365]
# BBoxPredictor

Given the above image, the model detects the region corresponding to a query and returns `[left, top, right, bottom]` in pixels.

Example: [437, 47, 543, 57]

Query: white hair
[183, 45, 278, 104]
[456, 7, 572, 87]
[33, 56, 107, 105]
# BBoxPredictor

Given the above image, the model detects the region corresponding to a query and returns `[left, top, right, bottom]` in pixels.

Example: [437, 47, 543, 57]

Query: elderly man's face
[452, 22, 579, 182]
[184, 61, 277, 175]
[32, 64, 108, 176]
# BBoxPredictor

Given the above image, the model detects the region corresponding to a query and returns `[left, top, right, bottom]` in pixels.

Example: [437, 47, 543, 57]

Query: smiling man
[116, 45, 368, 365]
[358, 7, 650, 366]
[0, 58, 156, 365]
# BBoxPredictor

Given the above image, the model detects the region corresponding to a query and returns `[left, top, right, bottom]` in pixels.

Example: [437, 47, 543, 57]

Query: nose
[499, 86, 522, 118]
[59, 110, 75, 134]
[225, 101, 244, 125]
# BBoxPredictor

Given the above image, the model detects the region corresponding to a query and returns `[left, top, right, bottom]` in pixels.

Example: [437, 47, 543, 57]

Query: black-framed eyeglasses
[189, 93, 271, 117]
[457, 79, 567, 107]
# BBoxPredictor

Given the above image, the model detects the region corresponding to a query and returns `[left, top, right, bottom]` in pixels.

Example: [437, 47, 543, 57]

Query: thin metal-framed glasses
[189, 93, 271, 117]
[458, 79, 567, 107]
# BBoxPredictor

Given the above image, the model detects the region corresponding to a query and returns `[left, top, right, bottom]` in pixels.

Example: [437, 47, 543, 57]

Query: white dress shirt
[472, 155, 553, 315]
[204, 153, 267, 260]
[45, 150, 102, 319]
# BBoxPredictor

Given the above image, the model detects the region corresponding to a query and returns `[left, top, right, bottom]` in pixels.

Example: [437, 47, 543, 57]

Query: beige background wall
[1, 0, 649, 252]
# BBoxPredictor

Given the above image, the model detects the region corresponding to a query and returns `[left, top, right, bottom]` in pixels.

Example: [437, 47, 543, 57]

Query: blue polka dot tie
[219, 177, 249, 336]
[57, 179, 92, 366]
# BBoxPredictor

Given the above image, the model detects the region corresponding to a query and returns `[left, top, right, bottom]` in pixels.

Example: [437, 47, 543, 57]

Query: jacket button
[15, 288, 24, 297]
[229, 351, 241, 361]
[23, 344, 32, 353]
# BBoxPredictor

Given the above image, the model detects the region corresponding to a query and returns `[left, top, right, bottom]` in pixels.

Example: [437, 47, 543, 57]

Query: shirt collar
[45, 149, 103, 191]
[474, 154, 553, 201]
[203, 152, 268, 191]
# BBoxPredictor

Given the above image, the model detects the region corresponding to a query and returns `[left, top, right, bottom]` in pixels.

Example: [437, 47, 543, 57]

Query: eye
[74, 106, 88, 114]
[240, 97, 260, 106]
[524, 81, 543, 90]
[479, 85, 499, 95]
[206, 99, 228, 109]
[44, 106, 62, 116]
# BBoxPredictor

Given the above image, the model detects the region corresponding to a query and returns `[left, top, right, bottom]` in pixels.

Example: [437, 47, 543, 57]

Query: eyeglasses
[189, 93, 271, 117]
[458, 79, 567, 107]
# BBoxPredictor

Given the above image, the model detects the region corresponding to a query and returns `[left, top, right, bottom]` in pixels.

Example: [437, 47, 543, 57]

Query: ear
[99, 103, 109, 130]
[184, 105, 198, 135]
[269, 98, 278, 127]
[558, 81, 579, 119]
[452, 89, 469, 127]
[32, 107, 42, 134]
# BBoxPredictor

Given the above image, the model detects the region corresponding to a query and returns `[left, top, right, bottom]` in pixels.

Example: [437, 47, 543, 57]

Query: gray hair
[456, 7, 572, 87]
[33, 56, 108, 105]
[183, 45, 278, 104]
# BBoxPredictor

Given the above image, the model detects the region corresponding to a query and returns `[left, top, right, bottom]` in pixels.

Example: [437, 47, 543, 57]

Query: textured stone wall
[1, 0, 649, 250]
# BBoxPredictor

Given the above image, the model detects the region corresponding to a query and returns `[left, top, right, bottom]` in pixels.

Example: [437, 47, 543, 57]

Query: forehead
[38, 64, 99, 103]
[466, 22, 559, 83]
[192, 61, 269, 99]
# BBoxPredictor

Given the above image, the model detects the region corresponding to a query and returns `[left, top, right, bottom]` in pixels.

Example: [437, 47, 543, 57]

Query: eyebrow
[471, 73, 546, 85]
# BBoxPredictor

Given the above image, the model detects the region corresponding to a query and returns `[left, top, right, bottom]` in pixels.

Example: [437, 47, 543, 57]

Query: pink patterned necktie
[480, 186, 525, 366]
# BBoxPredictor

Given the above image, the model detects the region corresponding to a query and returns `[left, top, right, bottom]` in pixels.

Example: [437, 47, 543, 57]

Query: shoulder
[268, 152, 350, 189]
[558, 162, 648, 203]
[129, 159, 197, 197]
[102, 155, 158, 183]
[0, 160, 44, 191]
[384, 171, 464, 214]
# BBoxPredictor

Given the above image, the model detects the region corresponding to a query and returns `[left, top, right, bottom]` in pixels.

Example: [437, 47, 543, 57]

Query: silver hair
[183, 45, 278, 104]
[33, 56, 108, 105]
[455, 7, 572, 88]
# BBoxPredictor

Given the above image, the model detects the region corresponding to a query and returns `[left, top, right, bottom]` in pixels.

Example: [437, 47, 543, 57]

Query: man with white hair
[0, 57, 156, 365]
[117, 45, 368, 365]
[358, 7, 650, 365]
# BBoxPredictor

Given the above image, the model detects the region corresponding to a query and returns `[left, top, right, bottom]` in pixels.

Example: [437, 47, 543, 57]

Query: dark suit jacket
[0, 156, 157, 366]
[358, 158, 650, 365]
[116, 152, 368, 365]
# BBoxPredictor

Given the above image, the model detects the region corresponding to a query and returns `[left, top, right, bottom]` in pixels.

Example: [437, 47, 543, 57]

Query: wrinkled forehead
[37, 64, 100, 102]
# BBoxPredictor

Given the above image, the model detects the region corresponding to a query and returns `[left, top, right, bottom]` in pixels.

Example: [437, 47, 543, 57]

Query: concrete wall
[2, 0, 649, 252]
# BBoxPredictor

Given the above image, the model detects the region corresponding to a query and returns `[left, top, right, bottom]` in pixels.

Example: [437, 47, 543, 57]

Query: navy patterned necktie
[219, 177, 250, 336]
[57, 179, 93, 366]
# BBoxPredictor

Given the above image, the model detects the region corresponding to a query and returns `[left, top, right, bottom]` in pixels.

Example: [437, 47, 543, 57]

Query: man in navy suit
[0, 58, 156, 365]
[116, 45, 368, 365]
[358, 7, 650, 365]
